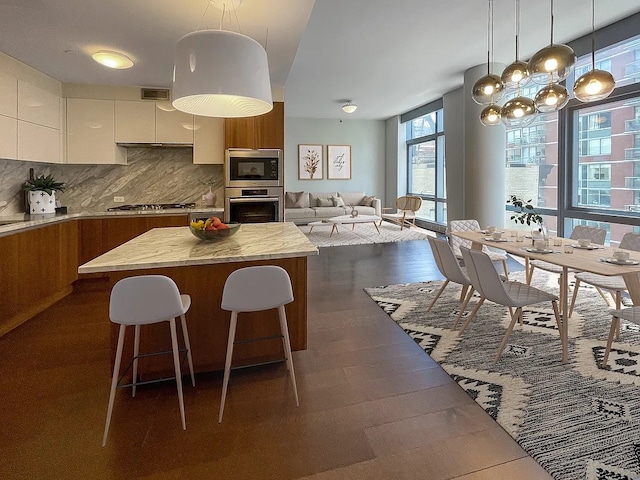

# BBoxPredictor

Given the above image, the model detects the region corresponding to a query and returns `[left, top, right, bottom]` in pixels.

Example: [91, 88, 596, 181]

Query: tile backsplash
[0, 148, 223, 215]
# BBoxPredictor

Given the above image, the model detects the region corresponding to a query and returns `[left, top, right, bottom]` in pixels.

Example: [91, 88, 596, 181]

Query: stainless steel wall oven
[224, 187, 284, 224]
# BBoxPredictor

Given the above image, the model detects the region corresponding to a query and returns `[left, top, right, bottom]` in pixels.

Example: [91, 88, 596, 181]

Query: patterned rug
[364, 271, 640, 480]
[300, 221, 433, 247]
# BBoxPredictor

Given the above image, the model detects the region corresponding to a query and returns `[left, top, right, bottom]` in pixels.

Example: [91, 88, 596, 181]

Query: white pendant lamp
[573, 0, 615, 102]
[528, 0, 576, 85]
[172, 29, 273, 118]
[472, 0, 505, 106]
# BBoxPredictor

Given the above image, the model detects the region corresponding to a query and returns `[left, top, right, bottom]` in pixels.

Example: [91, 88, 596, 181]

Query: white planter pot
[29, 190, 56, 214]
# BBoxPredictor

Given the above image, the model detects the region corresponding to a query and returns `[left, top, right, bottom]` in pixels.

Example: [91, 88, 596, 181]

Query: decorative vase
[350, 207, 359, 218]
[531, 221, 549, 247]
[28, 190, 56, 214]
[204, 186, 217, 207]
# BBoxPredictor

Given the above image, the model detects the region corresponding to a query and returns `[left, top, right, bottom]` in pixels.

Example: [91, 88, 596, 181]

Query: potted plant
[507, 195, 548, 240]
[23, 174, 66, 215]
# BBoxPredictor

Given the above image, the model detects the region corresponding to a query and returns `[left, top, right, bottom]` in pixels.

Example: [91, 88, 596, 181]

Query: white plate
[484, 237, 508, 242]
[524, 247, 554, 254]
[574, 244, 601, 250]
[602, 257, 640, 266]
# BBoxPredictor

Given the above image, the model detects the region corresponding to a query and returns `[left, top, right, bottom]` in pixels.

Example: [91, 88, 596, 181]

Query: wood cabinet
[224, 101, 284, 150]
[66, 98, 126, 165]
[0, 221, 78, 337]
[193, 116, 224, 164]
[115, 101, 194, 144]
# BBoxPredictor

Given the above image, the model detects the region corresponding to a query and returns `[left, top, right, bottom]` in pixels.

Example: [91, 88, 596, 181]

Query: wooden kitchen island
[78, 222, 318, 377]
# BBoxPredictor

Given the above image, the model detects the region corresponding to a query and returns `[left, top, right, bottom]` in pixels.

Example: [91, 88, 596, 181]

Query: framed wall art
[327, 145, 351, 180]
[298, 144, 323, 180]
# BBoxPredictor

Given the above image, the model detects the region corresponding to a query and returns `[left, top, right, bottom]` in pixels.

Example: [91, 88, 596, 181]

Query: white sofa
[284, 191, 381, 225]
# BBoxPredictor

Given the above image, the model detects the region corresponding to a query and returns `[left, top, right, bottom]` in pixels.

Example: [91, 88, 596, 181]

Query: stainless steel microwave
[225, 148, 283, 187]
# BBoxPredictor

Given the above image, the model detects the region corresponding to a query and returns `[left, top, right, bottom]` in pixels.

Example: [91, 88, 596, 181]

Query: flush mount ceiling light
[172, 1, 273, 118]
[92, 50, 134, 69]
[528, 0, 576, 84]
[501, 0, 530, 89]
[573, 0, 615, 102]
[342, 101, 357, 114]
[472, 0, 505, 106]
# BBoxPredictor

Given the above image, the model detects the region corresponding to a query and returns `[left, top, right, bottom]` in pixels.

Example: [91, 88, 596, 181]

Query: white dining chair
[527, 225, 606, 285]
[448, 219, 509, 279]
[427, 236, 475, 331]
[460, 247, 562, 363]
[103, 275, 195, 446]
[219, 265, 299, 423]
[569, 232, 640, 318]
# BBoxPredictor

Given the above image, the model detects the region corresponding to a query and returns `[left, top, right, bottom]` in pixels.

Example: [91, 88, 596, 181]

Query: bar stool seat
[102, 275, 195, 446]
[218, 265, 299, 422]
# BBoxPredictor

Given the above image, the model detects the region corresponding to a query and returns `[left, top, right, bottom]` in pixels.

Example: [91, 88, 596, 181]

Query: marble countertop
[0, 208, 223, 238]
[78, 222, 319, 274]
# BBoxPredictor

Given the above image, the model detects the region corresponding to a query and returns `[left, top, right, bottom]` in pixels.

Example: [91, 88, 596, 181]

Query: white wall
[284, 118, 386, 199]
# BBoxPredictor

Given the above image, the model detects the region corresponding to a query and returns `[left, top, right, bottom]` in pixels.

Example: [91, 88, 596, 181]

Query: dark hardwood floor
[0, 240, 550, 479]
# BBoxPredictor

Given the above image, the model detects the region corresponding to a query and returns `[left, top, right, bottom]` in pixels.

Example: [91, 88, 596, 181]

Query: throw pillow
[360, 195, 375, 207]
[318, 197, 333, 207]
[285, 191, 309, 208]
[332, 195, 346, 207]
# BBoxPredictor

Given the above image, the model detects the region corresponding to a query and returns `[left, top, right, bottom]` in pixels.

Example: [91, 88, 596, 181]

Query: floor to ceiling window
[404, 107, 447, 225]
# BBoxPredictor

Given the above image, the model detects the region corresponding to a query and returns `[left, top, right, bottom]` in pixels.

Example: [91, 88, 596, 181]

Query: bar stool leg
[103, 324, 126, 447]
[169, 318, 186, 430]
[219, 311, 238, 423]
[179, 314, 196, 386]
[278, 305, 299, 407]
[132, 324, 140, 397]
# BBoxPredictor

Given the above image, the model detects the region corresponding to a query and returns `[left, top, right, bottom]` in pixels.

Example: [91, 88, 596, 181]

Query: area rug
[364, 271, 640, 480]
[300, 221, 433, 247]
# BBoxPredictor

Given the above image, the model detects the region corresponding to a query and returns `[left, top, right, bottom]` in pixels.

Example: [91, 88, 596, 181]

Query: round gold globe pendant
[501, 60, 530, 89]
[472, 74, 505, 105]
[500, 96, 537, 128]
[528, 44, 576, 84]
[573, 69, 615, 102]
[479, 103, 502, 126]
[534, 83, 569, 113]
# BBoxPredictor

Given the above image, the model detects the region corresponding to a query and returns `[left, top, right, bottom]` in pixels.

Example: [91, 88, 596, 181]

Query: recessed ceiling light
[92, 50, 134, 69]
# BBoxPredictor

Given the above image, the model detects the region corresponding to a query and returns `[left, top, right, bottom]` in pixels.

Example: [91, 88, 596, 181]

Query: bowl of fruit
[189, 216, 241, 241]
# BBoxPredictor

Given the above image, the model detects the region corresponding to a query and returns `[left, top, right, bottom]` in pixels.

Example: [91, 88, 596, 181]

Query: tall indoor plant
[22, 174, 66, 214]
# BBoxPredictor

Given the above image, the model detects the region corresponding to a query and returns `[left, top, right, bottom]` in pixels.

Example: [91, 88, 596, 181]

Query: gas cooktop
[107, 202, 197, 211]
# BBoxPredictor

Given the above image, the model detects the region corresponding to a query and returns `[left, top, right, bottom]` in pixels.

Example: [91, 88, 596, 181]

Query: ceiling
[1, 0, 639, 121]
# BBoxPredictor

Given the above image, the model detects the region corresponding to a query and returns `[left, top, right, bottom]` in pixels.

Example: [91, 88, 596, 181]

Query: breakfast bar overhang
[78, 222, 319, 377]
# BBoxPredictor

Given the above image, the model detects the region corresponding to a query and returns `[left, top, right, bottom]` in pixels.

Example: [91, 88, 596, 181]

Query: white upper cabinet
[0, 71, 17, 118]
[0, 114, 17, 159]
[17, 80, 60, 129]
[156, 102, 193, 144]
[18, 121, 60, 163]
[115, 100, 194, 144]
[193, 116, 224, 164]
[114, 100, 155, 143]
[67, 98, 126, 164]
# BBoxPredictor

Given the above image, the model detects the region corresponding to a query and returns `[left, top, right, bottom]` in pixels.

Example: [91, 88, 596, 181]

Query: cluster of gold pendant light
[473, 0, 616, 127]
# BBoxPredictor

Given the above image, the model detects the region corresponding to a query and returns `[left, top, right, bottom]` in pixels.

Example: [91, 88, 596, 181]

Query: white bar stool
[102, 275, 195, 446]
[218, 265, 299, 423]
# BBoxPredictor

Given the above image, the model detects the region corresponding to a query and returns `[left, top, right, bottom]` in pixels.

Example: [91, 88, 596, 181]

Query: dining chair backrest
[222, 265, 294, 313]
[449, 219, 491, 257]
[461, 247, 511, 306]
[569, 225, 606, 245]
[428, 236, 470, 286]
[109, 275, 185, 326]
[619, 232, 640, 251]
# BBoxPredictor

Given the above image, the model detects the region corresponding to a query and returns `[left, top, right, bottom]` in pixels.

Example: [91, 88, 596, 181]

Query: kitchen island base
[106, 256, 308, 378]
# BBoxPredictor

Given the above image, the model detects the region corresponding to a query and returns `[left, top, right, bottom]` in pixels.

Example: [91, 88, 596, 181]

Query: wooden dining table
[452, 229, 640, 363]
